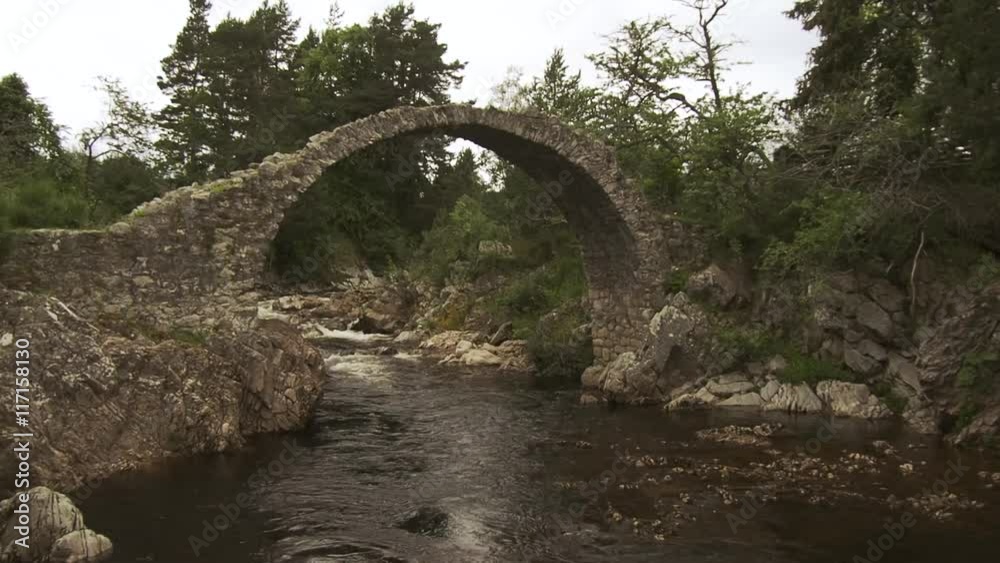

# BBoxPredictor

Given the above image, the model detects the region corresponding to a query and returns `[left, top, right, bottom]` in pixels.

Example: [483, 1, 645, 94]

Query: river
[82, 334, 1000, 562]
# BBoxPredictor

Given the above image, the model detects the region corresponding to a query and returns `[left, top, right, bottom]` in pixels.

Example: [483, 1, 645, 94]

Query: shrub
[779, 350, 857, 386]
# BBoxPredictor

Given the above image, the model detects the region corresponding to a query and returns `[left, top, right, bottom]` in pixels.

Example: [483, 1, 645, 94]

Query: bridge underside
[0, 105, 666, 364]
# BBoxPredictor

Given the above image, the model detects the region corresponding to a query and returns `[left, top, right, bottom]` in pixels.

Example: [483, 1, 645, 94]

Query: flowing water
[83, 334, 1000, 562]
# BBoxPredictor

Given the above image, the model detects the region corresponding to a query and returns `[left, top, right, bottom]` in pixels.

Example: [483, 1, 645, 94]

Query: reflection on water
[82, 345, 1000, 563]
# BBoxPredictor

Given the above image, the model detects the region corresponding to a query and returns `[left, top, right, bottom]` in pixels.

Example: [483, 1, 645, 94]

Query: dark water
[82, 340, 1000, 563]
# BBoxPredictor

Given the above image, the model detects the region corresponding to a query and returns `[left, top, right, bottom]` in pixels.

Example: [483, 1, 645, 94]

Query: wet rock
[667, 387, 719, 410]
[816, 381, 892, 419]
[0, 487, 112, 563]
[396, 507, 449, 537]
[460, 349, 503, 367]
[763, 383, 823, 413]
[393, 330, 424, 346]
[48, 530, 113, 563]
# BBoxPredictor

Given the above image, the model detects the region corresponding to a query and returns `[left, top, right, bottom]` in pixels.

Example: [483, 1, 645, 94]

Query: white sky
[0, 0, 817, 142]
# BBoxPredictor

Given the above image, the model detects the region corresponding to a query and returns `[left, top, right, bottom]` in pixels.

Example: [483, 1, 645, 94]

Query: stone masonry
[0, 105, 666, 364]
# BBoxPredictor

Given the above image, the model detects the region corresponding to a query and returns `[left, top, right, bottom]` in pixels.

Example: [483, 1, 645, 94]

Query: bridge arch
[0, 105, 666, 363]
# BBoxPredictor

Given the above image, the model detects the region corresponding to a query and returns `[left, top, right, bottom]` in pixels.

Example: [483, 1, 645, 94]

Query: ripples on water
[83, 336, 1000, 562]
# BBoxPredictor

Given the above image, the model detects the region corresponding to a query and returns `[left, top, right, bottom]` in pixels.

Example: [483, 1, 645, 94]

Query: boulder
[856, 300, 895, 340]
[816, 381, 892, 419]
[763, 383, 824, 413]
[718, 392, 765, 408]
[687, 264, 741, 309]
[0, 290, 325, 490]
[844, 347, 882, 376]
[0, 487, 111, 563]
[48, 530, 113, 563]
[460, 349, 503, 367]
[887, 353, 922, 394]
[488, 322, 514, 346]
[766, 355, 789, 375]
[866, 279, 907, 314]
[705, 374, 755, 397]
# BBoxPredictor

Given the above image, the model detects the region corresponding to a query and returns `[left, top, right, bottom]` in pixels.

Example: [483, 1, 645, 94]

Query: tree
[523, 49, 597, 128]
[0, 74, 63, 177]
[157, 0, 214, 184]
[271, 3, 467, 279]
[204, 0, 302, 174]
[79, 77, 159, 201]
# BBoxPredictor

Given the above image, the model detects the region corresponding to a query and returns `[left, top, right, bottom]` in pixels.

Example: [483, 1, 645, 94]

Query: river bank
[75, 339, 1000, 562]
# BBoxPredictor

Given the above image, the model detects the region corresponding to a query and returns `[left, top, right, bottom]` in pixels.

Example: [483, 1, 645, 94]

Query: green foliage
[169, 328, 210, 347]
[526, 302, 593, 380]
[780, 351, 858, 386]
[970, 254, 1000, 291]
[0, 171, 92, 230]
[873, 381, 907, 415]
[761, 191, 874, 274]
[715, 326, 779, 364]
[662, 268, 691, 295]
[488, 254, 587, 338]
[956, 402, 981, 432]
[412, 194, 509, 285]
[957, 351, 999, 391]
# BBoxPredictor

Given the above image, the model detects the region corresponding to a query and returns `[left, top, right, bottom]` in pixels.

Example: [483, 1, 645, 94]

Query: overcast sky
[1, 0, 816, 141]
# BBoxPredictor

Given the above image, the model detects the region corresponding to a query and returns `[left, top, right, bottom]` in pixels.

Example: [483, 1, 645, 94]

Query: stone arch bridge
[1, 105, 666, 363]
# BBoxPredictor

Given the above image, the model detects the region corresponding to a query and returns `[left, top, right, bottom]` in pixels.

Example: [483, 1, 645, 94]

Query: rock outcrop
[0, 487, 112, 562]
[0, 289, 325, 491]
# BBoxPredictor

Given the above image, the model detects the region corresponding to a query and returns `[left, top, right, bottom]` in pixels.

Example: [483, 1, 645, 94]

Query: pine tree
[156, 0, 214, 184]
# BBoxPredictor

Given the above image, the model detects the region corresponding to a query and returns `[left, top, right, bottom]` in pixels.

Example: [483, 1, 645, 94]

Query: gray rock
[858, 339, 888, 362]
[460, 349, 503, 366]
[816, 381, 892, 419]
[667, 387, 719, 410]
[0, 487, 112, 563]
[844, 329, 865, 343]
[488, 322, 514, 346]
[706, 375, 756, 397]
[856, 300, 895, 340]
[844, 347, 882, 376]
[819, 338, 844, 362]
[867, 279, 906, 313]
[763, 383, 823, 413]
[719, 392, 764, 407]
[686, 264, 741, 309]
[887, 353, 922, 393]
[49, 530, 113, 563]
[766, 355, 788, 375]
[760, 379, 782, 402]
